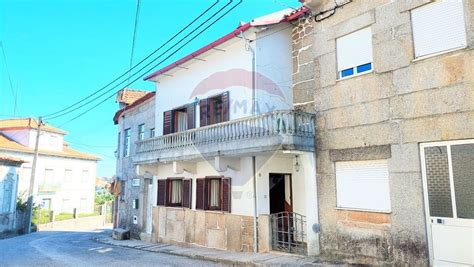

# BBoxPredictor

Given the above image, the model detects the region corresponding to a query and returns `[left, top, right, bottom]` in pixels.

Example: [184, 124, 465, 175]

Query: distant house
[0, 118, 99, 214]
[0, 153, 24, 234]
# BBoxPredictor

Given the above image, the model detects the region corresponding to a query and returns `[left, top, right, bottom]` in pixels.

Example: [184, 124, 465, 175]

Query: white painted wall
[2, 129, 64, 151]
[153, 23, 294, 136]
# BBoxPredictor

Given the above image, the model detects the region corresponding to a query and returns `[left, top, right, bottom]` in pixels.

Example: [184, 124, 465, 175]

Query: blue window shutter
[341, 68, 354, 78]
[356, 63, 372, 73]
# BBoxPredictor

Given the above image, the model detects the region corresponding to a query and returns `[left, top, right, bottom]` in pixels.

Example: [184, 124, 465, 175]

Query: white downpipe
[241, 30, 259, 253]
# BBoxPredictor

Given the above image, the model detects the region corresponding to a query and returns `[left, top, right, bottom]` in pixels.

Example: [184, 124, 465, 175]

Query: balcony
[135, 110, 316, 164]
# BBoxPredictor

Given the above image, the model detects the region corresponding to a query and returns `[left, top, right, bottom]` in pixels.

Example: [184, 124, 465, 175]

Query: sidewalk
[92, 231, 348, 266]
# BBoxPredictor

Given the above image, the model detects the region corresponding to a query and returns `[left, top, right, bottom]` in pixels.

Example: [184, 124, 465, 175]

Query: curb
[91, 236, 262, 266]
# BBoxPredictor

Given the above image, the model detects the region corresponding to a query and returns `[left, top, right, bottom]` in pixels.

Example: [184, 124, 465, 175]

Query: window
[117, 132, 120, 158]
[64, 169, 72, 183]
[195, 177, 231, 212]
[336, 27, 373, 79]
[150, 128, 155, 138]
[123, 128, 131, 157]
[163, 103, 196, 135]
[40, 168, 55, 191]
[199, 91, 229, 127]
[336, 160, 390, 212]
[138, 124, 145, 140]
[81, 170, 89, 183]
[168, 179, 183, 206]
[411, 1, 467, 58]
[156, 178, 192, 208]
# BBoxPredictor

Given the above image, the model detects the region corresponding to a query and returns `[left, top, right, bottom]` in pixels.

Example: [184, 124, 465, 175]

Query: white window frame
[138, 124, 145, 141]
[335, 159, 391, 213]
[336, 27, 374, 80]
[411, 0, 467, 59]
[123, 128, 131, 157]
[81, 170, 89, 183]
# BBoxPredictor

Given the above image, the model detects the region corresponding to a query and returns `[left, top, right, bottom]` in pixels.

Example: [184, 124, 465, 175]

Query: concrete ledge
[329, 145, 392, 162]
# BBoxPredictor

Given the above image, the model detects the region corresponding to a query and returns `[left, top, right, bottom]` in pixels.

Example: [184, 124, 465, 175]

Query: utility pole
[26, 116, 42, 233]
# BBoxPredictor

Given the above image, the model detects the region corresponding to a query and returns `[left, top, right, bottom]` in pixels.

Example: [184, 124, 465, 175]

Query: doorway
[420, 140, 474, 266]
[269, 173, 292, 213]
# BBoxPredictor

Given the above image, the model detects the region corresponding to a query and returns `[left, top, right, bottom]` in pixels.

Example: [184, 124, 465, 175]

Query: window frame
[81, 169, 89, 183]
[207, 178, 222, 211]
[335, 160, 391, 213]
[138, 124, 145, 141]
[166, 178, 184, 207]
[123, 128, 131, 157]
[150, 128, 155, 138]
[336, 27, 374, 80]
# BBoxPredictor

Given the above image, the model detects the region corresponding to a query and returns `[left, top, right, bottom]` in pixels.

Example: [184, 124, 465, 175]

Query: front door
[269, 173, 292, 213]
[420, 140, 474, 266]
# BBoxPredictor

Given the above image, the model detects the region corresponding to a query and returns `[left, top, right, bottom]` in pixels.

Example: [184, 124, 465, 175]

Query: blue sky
[0, 0, 301, 178]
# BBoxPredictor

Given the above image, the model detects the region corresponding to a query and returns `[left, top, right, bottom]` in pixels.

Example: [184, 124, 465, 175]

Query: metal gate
[270, 212, 307, 255]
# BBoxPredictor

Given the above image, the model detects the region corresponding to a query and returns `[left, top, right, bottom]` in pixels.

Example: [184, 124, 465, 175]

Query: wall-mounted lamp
[294, 155, 300, 172]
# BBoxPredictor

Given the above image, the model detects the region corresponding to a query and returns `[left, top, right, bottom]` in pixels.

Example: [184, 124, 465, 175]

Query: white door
[420, 140, 474, 266]
[145, 178, 154, 234]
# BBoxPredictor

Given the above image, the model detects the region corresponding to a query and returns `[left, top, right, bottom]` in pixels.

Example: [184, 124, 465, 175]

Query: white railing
[136, 110, 315, 154]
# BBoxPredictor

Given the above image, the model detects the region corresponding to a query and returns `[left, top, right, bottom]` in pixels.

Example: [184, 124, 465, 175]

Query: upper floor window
[150, 128, 155, 138]
[336, 27, 373, 79]
[163, 103, 196, 135]
[199, 91, 229, 127]
[64, 169, 72, 183]
[123, 128, 131, 157]
[138, 124, 145, 140]
[411, 0, 467, 58]
[81, 170, 89, 183]
[116, 132, 120, 158]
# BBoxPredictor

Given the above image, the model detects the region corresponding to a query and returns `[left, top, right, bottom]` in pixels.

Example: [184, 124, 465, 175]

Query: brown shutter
[221, 91, 230, 122]
[187, 103, 196, 130]
[221, 177, 231, 212]
[195, 178, 205, 210]
[163, 110, 173, 135]
[157, 179, 167, 206]
[199, 99, 208, 127]
[182, 179, 192, 208]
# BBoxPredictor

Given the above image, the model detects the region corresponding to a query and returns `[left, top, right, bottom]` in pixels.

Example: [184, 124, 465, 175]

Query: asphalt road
[0, 230, 222, 266]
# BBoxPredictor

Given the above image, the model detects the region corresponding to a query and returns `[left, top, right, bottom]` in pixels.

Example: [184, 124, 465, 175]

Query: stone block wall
[151, 207, 269, 253]
[295, 0, 474, 265]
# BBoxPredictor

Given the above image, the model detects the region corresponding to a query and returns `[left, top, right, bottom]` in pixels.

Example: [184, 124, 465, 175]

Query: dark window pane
[341, 68, 354, 78]
[424, 146, 453, 217]
[357, 62, 372, 73]
[451, 144, 474, 219]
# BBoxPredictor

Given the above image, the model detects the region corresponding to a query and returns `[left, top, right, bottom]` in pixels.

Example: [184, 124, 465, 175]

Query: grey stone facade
[296, 0, 474, 264]
[116, 95, 155, 238]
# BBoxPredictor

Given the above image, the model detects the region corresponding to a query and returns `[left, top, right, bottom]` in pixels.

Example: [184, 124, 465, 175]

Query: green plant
[16, 197, 28, 212]
[55, 213, 74, 221]
[95, 191, 114, 205]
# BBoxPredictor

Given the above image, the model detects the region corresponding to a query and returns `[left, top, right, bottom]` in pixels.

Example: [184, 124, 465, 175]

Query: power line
[0, 42, 18, 116]
[42, 0, 221, 119]
[128, 0, 141, 83]
[54, 0, 243, 127]
[45, 0, 234, 122]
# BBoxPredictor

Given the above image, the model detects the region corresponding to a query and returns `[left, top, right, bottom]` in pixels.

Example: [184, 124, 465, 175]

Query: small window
[195, 177, 231, 212]
[168, 179, 183, 206]
[208, 178, 221, 210]
[336, 160, 390, 212]
[117, 132, 121, 158]
[64, 169, 72, 182]
[336, 27, 373, 79]
[150, 128, 155, 138]
[123, 128, 131, 157]
[81, 170, 89, 183]
[411, 1, 467, 58]
[138, 124, 145, 140]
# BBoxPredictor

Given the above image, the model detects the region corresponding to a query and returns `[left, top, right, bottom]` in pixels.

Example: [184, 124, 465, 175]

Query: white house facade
[0, 118, 99, 214]
[129, 8, 319, 255]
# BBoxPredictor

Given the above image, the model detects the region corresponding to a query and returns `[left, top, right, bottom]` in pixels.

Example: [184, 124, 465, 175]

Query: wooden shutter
[182, 179, 192, 208]
[163, 110, 173, 135]
[187, 103, 196, 130]
[221, 177, 231, 212]
[221, 91, 230, 122]
[157, 179, 167, 206]
[196, 178, 205, 210]
[199, 99, 208, 127]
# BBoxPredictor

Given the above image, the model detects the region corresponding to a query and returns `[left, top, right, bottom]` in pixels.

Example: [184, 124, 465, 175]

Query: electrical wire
[42, 0, 221, 119]
[55, 0, 243, 127]
[1, 42, 18, 116]
[44, 0, 232, 121]
[128, 0, 141, 83]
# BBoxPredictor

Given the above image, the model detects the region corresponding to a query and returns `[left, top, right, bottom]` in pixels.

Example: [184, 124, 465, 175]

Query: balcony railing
[135, 110, 315, 162]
